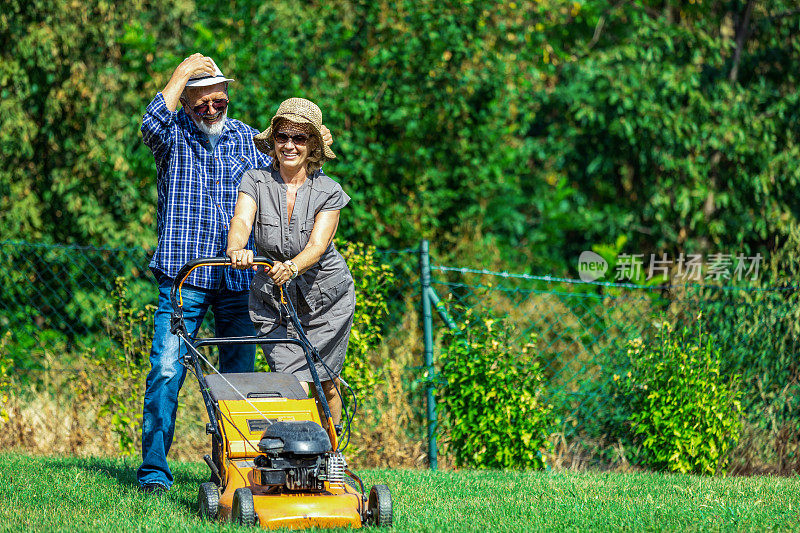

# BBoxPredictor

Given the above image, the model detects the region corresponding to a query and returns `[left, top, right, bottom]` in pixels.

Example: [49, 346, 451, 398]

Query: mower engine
[253, 420, 346, 492]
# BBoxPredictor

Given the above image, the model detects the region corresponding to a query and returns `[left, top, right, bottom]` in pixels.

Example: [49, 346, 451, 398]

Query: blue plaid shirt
[142, 93, 271, 290]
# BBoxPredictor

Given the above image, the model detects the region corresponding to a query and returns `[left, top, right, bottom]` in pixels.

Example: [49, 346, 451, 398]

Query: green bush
[438, 310, 555, 469]
[620, 319, 743, 475]
[77, 277, 152, 456]
[338, 240, 395, 396]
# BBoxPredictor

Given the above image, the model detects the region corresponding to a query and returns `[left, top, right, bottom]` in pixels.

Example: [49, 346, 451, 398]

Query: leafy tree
[522, 1, 800, 270]
[2, 0, 798, 273]
[0, 0, 194, 247]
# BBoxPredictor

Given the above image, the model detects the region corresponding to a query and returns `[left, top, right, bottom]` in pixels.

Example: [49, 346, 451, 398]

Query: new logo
[578, 251, 608, 282]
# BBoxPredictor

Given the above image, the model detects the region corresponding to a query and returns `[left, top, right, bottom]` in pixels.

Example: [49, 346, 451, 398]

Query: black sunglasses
[192, 98, 228, 117]
[274, 132, 310, 146]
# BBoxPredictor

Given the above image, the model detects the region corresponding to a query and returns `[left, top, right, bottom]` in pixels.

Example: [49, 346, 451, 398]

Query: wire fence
[427, 261, 800, 472]
[1, 240, 798, 472]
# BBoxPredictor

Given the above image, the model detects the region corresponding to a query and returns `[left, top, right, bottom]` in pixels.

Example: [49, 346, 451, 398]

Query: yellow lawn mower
[170, 257, 392, 529]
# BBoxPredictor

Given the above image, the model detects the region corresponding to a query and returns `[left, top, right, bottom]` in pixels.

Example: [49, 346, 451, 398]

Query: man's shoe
[139, 482, 168, 495]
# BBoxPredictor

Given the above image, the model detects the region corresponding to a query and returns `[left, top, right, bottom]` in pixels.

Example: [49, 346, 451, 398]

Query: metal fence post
[419, 239, 438, 470]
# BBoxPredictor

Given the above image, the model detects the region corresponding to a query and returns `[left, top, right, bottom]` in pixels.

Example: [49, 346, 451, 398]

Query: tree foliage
[528, 2, 800, 266]
[0, 0, 193, 246]
[2, 1, 798, 273]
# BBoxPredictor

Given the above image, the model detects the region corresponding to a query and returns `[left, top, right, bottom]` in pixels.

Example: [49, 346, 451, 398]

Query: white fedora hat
[185, 58, 234, 88]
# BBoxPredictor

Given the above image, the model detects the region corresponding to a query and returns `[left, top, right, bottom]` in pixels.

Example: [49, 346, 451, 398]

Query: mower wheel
[232, 487, 256, 526]
[367, 484, 393, 527]
[198, 482, 220, 519]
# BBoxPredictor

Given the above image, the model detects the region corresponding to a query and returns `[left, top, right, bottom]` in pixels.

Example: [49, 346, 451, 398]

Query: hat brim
[185, 75, 235, 88]
[254, 114, 336, 160]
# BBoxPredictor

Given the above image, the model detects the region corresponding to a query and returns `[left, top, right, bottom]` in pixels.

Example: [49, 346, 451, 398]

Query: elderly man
[137, 54, 331, 494]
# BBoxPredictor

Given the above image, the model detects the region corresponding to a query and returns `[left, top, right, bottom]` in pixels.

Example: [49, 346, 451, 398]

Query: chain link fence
[427, 263, 800, 472]
[0, 241, 156, 375]
[1, 240, 798, 472]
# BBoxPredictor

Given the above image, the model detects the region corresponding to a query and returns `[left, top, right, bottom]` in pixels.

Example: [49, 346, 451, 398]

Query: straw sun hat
[254, 98, 336, 160]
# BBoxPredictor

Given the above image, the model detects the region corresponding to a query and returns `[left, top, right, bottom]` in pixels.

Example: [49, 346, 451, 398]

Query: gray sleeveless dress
[238, 167, 355, 382]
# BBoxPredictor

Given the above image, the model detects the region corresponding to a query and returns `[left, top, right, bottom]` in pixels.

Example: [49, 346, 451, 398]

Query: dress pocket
[256, 213, 280, 255]
[311, 276, 353, 318]
[250, 273, 282, 334]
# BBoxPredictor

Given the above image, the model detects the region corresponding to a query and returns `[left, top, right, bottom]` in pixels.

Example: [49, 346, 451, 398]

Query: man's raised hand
[177, 53, 216, 81]
[162, 53, 215, 111]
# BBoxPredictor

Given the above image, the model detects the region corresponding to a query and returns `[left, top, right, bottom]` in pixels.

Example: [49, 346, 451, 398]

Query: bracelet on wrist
[285, 260, 299, 279]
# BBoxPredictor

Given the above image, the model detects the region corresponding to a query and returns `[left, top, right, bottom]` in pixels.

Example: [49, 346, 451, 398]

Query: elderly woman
[226, 98, 354, 424]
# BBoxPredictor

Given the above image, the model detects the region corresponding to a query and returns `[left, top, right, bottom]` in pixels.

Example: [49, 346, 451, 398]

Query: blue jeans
[136, 276, 256, 489]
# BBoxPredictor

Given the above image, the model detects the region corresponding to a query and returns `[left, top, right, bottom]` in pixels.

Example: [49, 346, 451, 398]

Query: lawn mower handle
[168, 256, 340, 450]
[169, 256, 274, 320]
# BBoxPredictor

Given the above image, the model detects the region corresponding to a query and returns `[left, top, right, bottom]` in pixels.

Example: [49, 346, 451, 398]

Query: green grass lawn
[0, 453, 798, 532]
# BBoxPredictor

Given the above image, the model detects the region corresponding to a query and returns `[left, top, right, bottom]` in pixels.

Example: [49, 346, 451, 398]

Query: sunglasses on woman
[192, 99, 228, 117]
[274, 132, 310, 146]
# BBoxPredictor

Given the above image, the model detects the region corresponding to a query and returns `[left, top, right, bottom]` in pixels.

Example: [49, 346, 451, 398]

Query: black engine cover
[258, 420, 332, 455]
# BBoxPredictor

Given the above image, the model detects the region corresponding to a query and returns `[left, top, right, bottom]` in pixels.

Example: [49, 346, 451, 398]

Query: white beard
[193, 109, 228, 135]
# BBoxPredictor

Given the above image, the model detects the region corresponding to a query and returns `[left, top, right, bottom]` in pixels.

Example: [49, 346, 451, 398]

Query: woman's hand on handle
[226, 248, 256, 270]
[226, 192, 258, 270]
[266, 261, 293, 286]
